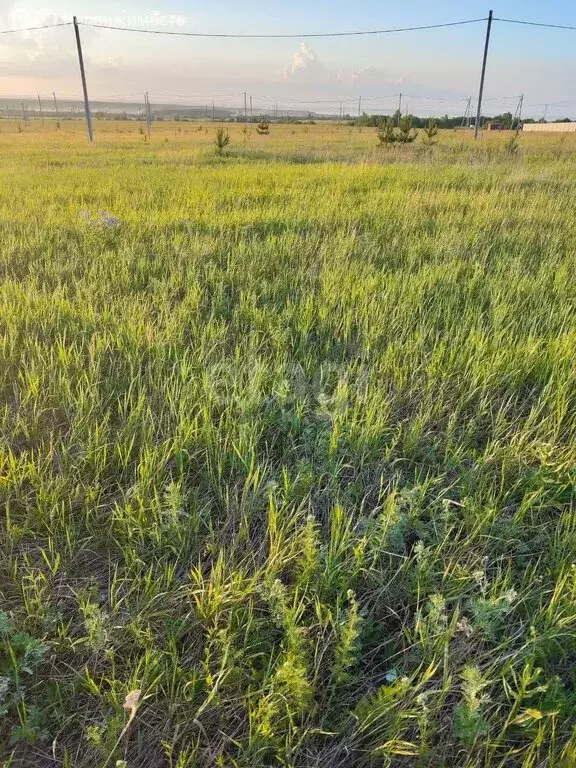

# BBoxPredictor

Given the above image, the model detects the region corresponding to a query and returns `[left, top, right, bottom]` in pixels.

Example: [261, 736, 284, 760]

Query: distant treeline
[356, 111, 573, 129]
[4, 109, 572, 127]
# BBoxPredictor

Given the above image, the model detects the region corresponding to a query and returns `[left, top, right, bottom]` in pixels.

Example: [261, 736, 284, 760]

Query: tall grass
[0, 123, 575, 767]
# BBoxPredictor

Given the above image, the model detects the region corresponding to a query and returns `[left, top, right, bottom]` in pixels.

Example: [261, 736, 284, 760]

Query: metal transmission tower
[37, 95, 45, 126]
[460, 97, 472, 128]
[144, 91, 152, 138]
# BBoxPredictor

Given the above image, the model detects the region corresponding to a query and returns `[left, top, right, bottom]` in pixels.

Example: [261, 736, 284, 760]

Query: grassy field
[1, 120, 576, 767]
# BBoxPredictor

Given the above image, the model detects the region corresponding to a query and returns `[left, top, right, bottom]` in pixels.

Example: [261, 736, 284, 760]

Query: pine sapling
[214, 126, 231, 155]
[396, 115, 418, 144]
[422, 119, 439, 146]
[376, 117, 397, 146]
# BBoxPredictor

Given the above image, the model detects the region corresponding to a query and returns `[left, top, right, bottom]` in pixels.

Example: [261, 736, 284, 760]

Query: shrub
[257, 120, 270, 136]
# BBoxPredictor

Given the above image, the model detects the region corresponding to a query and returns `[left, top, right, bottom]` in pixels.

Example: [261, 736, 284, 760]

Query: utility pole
[37, 95, 45, 127]
[358, 95, 362, 131]
[542, 104, 548, 123]
[511, 94, 523, 129]
[212, 99, 216, 121]
[461, 97, 471, 129]
[474, 10, 493, 139]
[244, 91, 247, 126]
[250, 95, 253, 121]
[53, 92, 59, 122]
[144, 91, 152, 138]
[21, 101, 28, 123]
[73, 16, 93, 142]
[397, 93, 402, 124]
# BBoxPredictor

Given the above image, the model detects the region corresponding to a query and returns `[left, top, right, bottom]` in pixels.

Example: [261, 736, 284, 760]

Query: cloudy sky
[1, 0, 576, 117]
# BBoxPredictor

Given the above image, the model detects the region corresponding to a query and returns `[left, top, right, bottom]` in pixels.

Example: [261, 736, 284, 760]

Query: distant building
[522, 123, 576, 133]
[486, 121, 504, 131]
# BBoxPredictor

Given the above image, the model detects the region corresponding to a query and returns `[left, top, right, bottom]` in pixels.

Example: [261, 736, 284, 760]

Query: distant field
[3, 117, 576, 160]
[1, 122, 576, 767]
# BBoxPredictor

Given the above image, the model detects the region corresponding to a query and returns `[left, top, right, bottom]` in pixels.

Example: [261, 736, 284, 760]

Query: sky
[1, 0, 576, 118]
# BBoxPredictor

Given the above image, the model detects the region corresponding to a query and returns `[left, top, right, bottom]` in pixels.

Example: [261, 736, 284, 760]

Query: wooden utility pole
[53, 92, 59, 122]
[474, 10, 493, 139]
[73, 16, 93, 142]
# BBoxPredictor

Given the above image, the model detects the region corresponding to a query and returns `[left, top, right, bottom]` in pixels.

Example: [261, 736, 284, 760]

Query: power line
[0, 22, 71, 34]
[77, 17, 487, 39]
[0, 91, 530, 112]
[2, 15, 576, 38]
[494, 17, 576, 31]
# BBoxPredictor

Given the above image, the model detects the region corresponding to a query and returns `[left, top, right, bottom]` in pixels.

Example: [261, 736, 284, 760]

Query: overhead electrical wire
[1, 15, 576, 37]
[77, 17, 487, 39]
[0, 22, 71, 34]
[494, 17, 576, 31]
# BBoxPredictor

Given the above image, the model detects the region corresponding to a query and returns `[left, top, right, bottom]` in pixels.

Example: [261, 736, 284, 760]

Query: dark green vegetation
[1, 124, 576, 767]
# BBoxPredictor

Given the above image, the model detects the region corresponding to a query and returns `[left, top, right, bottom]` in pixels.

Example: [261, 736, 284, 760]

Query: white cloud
[278, 43, 400, 91]
[278, 41, 330, 82]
